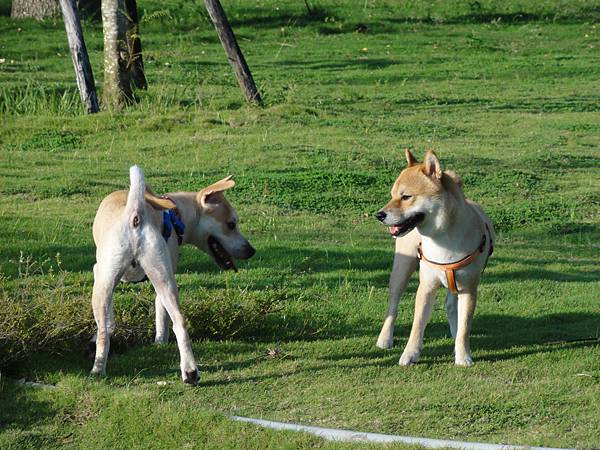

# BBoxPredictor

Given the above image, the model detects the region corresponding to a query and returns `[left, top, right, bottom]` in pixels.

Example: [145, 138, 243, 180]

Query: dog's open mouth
[388, 213, 425, 237]
[208, 236, 237, 271]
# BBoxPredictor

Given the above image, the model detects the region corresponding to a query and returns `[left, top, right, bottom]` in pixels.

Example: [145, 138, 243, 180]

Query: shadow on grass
[12, 311, 597, 385]
[228, 8, 332, 30]
[486, 261, 599, 283]
[228, 8, 600, 35]
[384, 9, 600, 25]
[149, 310, 600, 387]
[0, 381, 60, 446]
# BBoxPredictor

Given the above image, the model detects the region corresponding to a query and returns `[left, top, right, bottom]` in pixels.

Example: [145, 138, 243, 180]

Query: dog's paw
[154, 335, 169, 345]
[455, 354, 473, 367]
[182, 368, 199, 386]
[399, 350, 420, 366]
[376, 336, 394, 349]
[89, 367, 106, 377]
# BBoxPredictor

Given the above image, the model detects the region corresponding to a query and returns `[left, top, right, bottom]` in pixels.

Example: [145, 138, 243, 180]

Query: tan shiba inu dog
[376, 150, 494, 366]
[89, 166, 255, 384]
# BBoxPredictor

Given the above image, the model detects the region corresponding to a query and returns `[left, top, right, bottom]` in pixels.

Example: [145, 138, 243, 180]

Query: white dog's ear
[405, 149, 418, 167]
[197, 175, 235, 207]
[424, 150, 443, 180]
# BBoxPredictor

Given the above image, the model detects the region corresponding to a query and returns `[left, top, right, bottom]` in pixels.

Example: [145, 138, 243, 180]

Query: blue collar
[162, 209, 185, 245]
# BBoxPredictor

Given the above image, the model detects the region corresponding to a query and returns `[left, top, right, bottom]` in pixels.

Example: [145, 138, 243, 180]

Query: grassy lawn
[1, 0, 599, 448]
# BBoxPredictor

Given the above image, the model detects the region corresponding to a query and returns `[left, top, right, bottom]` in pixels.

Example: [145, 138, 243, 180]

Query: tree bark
[124, 0, 147, 90]
[11, 0, 60, 20]
[101, 0, 132, 108]
[59, 0, 100, 113]
[204, 0, 262, 104]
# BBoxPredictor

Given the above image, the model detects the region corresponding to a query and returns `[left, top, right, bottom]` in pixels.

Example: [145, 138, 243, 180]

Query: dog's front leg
[455, 291, 477, 366]
[154, 295, 170, 344]
[445, 292, 458, 339]
[377, 231, 420, 349]
[399, 278, 438, 366]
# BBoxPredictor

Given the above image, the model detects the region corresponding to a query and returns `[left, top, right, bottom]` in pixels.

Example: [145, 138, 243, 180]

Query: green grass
[1, 0, 599, 448]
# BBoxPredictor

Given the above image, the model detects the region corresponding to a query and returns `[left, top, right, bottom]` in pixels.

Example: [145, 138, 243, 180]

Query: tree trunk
[101, 0, 146, 108]
[79, 0, 101, 21]
[11, 0, 60, 20]
[124, 0, 147, 90]
[101, 0, 132, 108]
[204, 0, 262, 104]
[59, 0, 99, 113]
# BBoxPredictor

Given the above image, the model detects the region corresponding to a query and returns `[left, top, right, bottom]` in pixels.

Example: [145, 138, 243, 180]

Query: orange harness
[417, 224, 493, 294]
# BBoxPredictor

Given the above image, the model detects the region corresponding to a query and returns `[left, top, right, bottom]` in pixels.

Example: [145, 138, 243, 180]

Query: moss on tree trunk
[101, 0, 145, 109]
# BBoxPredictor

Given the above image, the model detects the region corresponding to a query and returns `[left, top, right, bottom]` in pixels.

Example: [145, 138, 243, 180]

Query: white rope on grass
[230, 415, 572, 450]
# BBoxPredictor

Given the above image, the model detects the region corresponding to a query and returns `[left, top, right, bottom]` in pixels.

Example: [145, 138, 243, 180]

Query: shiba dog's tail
[125, 165, 145, 234]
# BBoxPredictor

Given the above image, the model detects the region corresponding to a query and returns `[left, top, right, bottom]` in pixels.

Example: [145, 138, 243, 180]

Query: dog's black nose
[245, 244, 256, 258]
[375, 211, 387, 222]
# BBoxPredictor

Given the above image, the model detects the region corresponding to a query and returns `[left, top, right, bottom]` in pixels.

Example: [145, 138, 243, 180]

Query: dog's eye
[227, 221, 236, 230]
[401, 195, 412, 201]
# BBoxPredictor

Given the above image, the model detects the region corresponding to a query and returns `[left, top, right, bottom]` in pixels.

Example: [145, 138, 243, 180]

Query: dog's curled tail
[126, 165, 145, 230]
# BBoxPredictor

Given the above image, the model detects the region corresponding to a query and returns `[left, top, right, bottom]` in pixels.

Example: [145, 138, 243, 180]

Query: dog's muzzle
[387, 213, 425, 237]
[208, 236, 237, 271]
[207, 237, 255, 271]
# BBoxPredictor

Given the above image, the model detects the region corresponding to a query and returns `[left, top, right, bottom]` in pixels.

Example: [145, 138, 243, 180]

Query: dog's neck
[164, 192, 203, 247]
[417, 177, 483, 263]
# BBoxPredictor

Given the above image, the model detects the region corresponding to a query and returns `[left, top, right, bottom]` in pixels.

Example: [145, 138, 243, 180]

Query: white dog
[89, 166, 255, 384]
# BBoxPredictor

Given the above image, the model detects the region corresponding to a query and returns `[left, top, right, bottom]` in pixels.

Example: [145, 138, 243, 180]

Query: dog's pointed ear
[424, 150, 443, 180]
[405, 149, 418, 167]
[197, 175, 235, 207]
[444, 169, 463, 188]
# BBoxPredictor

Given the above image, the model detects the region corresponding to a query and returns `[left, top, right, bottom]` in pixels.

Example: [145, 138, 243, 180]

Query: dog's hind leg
[455, 291, 477, 366]
[154, 295, 170, 344]
[445, 292, 458, 340]
[377, 231, 420, 349]
[139, 234, 198, 385]
[90, 261, 121, 376]
[86, 277, 118, 360]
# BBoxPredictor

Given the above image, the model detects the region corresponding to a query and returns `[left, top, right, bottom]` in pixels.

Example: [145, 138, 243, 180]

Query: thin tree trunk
[59, 0, 100, 113]
[11, 0, 60, 20]
[101, 0, 132, 108]
[204, 0, 262, 104]
[124, 0, 146, 89]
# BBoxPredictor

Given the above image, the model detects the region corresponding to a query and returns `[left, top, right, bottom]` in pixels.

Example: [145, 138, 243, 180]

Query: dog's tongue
[388, 226, 400, 237]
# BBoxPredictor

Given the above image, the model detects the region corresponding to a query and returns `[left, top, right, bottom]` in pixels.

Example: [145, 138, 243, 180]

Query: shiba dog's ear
[424, 150, 443, 180]
[444, 170, 463, 188]
[197, 175, 235, 208]
[405, 149, 418, 167]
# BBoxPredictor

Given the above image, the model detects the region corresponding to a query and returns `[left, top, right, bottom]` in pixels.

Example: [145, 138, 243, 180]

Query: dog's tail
[125, 165, 145, 233]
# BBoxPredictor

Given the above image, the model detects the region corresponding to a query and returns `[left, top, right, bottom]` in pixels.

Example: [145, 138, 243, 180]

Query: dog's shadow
[134, 310, 599, 386]
[12, 312, 597, 388]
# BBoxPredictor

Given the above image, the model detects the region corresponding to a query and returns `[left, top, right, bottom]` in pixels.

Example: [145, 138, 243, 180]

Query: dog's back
[92, 167, 170, 282]
[466, 199, 496, 243]
[92, 167, 171, 249]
